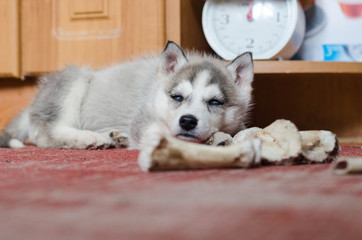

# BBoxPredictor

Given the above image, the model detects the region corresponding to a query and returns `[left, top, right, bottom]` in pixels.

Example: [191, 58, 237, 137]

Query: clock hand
[247, 0, 254, 22]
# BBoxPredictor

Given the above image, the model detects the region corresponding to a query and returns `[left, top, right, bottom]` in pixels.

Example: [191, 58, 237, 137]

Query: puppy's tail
[0, 110, 29, 148]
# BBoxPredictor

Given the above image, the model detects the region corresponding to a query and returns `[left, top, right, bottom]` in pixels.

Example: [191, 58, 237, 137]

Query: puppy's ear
[160, 41, 187, 76]
[227, 52, 254, 90]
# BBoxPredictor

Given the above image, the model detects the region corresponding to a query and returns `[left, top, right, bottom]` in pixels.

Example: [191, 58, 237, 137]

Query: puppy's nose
[179, 115, 198, 131]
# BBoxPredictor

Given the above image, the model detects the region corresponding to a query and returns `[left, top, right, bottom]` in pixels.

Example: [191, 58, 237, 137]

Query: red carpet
[1, 145, 362, 240]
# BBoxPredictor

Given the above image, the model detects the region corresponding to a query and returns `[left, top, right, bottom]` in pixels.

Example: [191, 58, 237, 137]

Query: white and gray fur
[0, 41, 254, 150]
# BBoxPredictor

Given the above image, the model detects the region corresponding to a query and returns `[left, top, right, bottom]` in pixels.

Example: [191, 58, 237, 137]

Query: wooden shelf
[254, 61, 362, 74]
[170, 0, 362, 76]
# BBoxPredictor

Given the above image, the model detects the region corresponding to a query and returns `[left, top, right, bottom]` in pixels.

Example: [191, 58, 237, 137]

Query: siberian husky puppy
[0, 41, 254, 150]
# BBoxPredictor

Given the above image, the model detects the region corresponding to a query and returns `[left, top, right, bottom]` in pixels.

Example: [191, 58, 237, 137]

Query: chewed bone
[299, 130, 339, 163]
[213, 120, 339, 165]
[333, 157, 362, 175]
[138, 119, 339, 172]
[234, 120, 302, 165]
[138, 134, 261, 172]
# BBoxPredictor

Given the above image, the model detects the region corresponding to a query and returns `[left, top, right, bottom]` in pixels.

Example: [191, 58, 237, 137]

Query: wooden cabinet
[0, 0, 167, 77]
[0, 0, 19, 77]
[21, 0, 166, 75]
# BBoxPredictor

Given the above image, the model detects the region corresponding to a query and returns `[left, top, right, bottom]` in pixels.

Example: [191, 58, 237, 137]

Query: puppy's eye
[208, 99, 224, 106]
[171, 95, 183, 102]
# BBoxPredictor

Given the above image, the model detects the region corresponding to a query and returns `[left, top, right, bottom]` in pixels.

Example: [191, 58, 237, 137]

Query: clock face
[202, 0, 299, 60]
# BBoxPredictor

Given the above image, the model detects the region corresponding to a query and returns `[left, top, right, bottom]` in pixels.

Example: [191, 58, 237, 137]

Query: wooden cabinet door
[21, 0, 166, 75]
[0, 0, 19, 77]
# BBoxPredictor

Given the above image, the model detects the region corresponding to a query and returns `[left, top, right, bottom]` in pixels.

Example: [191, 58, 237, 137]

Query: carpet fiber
[1, 145, 362, 240]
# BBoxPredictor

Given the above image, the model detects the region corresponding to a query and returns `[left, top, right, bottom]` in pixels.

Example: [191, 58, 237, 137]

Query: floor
[1, 145, 362, 240]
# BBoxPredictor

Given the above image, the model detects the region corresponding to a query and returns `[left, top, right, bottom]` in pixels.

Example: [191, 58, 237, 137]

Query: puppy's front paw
[205, 132, 233, 146]
[72, 131, 112, 150]
[109, 131, 129, 148]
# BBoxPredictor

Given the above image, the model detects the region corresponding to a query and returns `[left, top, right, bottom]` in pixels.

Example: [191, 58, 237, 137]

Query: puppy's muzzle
[179, 115, 198, 131]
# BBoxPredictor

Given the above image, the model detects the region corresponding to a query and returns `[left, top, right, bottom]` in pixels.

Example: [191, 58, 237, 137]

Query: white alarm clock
[202, 0, 306, 60]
